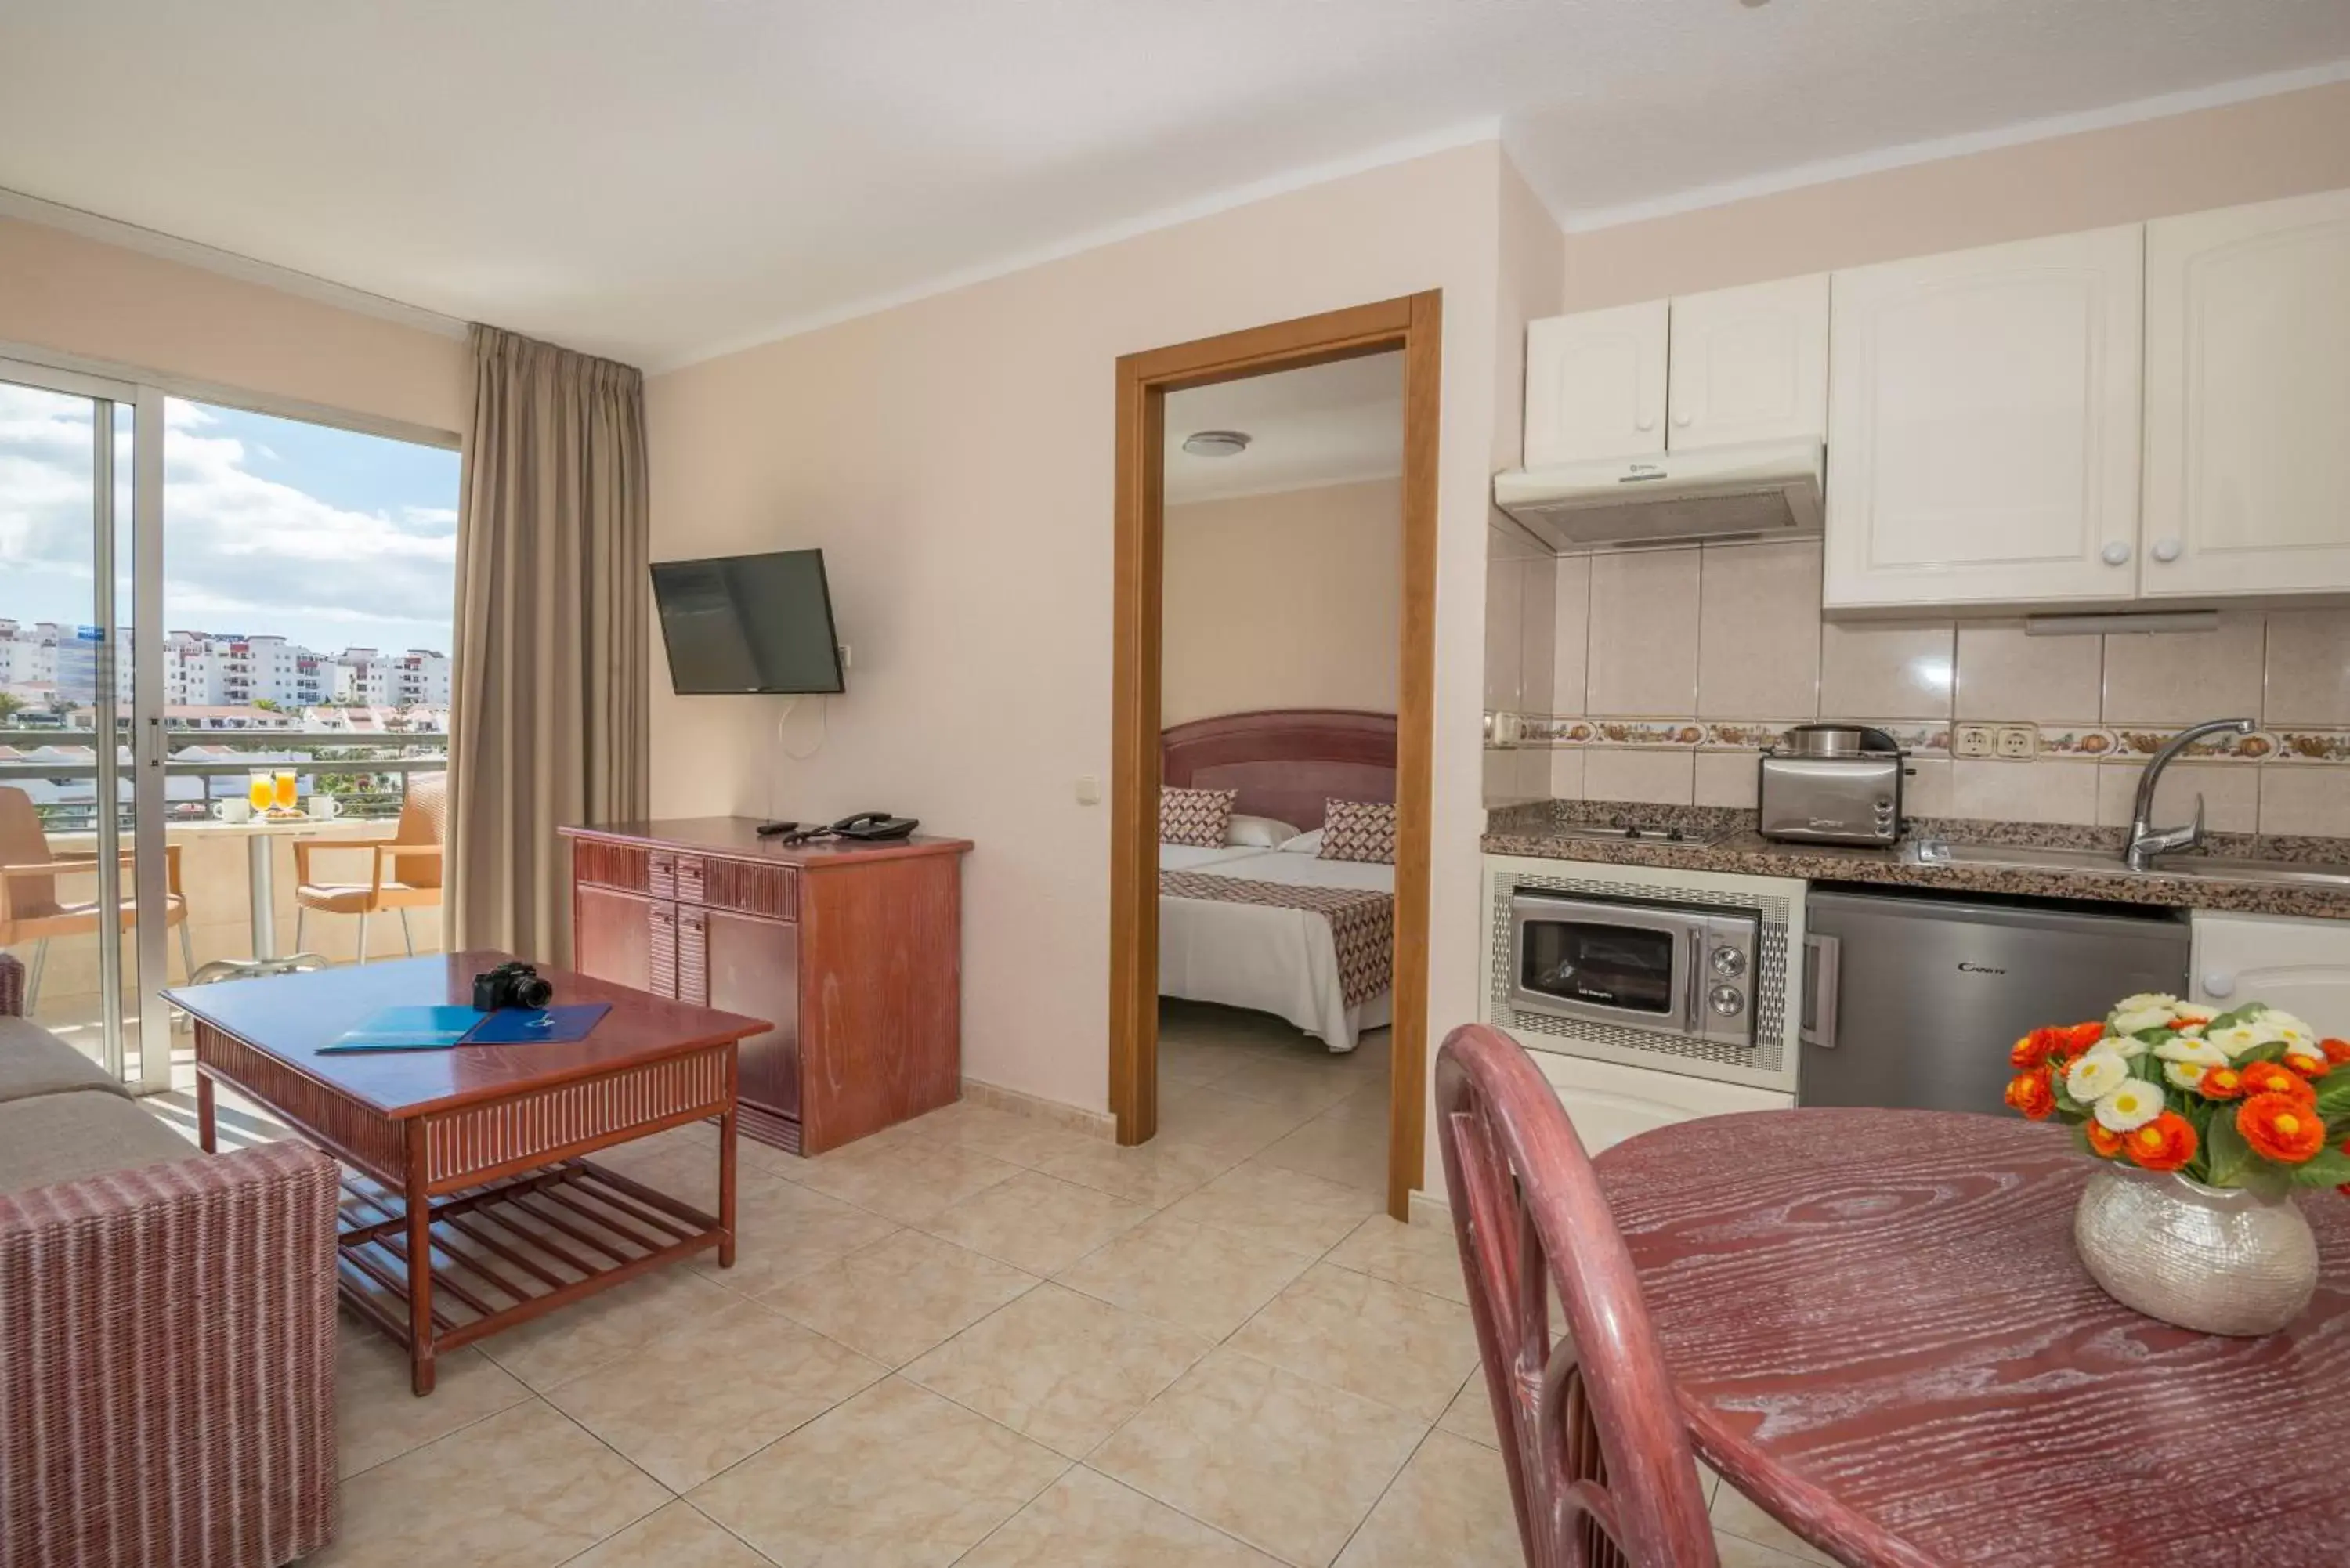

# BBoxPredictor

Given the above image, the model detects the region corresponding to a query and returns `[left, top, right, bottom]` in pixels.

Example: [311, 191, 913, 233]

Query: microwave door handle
[1682, 926, 1703, 1037]
[1801, 933, 1841, 1049]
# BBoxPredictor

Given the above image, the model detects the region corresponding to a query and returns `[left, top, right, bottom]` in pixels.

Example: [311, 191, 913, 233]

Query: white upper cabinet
[2142, 189, 2350, 598]
[1524, 301, 1668, 467]
[1665, 275, 1829, 451]
[1824, 226, 2145, 609]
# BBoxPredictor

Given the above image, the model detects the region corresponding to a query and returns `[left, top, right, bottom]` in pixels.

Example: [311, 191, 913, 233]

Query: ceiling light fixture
[1181, 430, 1252, 458]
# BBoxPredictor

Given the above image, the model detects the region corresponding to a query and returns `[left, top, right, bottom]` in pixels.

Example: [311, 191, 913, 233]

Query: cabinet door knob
[1635, 416, 1657, 432]
[1671, 411, 1693, 428]
[2152, 537, 2183, 563]
[2204, 971, 2235, 999]
[2100, 541, 2132, 566]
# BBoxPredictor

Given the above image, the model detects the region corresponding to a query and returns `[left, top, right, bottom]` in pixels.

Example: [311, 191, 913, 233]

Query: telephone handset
[830, 811, 919, 842]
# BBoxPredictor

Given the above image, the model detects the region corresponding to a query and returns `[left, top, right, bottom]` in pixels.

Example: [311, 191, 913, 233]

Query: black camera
[473, 960, 554, 1012]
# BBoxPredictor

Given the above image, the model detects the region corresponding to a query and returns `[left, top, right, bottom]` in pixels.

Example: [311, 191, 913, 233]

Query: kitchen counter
[1483, 815, 2350, 921]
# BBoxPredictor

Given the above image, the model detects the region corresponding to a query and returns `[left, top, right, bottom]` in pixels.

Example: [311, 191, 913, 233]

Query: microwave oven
[1507, 888, 1761, 1052]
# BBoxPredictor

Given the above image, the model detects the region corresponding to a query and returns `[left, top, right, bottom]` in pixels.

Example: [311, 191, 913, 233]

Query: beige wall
[1560, 81, 2350, 309]
[647, 140, 1516, 1188]
[0, 215, 468, 432]
[1162, 478, 1402, 727]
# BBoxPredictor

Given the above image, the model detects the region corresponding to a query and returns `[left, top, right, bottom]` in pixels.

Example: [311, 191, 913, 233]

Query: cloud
[1, 388, 457, 652]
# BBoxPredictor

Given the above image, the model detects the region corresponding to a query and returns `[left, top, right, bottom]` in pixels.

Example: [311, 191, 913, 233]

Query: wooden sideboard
[559, 818, 972, 1156]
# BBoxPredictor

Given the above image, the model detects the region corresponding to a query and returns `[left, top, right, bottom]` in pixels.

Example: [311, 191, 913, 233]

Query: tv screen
[650, 549, 844, 695]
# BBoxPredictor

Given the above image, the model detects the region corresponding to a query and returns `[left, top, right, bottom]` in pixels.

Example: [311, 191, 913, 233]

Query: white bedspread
[1156, 846, 1395, 1052]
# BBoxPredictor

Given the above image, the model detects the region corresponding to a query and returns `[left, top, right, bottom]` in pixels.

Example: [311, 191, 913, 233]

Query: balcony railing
[0, 727, 448, 831]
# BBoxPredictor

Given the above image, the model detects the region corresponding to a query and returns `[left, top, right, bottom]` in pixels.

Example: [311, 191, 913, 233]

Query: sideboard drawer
[573, 839, 653, 894]
[687, 858, 800, 923]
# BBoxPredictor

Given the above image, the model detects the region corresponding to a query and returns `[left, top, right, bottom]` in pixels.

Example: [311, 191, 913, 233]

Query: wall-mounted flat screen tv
[650, 548, 845, 695]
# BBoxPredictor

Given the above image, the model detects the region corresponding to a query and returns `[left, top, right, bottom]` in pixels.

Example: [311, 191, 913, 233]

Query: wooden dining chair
[1437, 1023, 1718, 1568]
[291, 773, 445, 963]
[0, 785, 194, 1009]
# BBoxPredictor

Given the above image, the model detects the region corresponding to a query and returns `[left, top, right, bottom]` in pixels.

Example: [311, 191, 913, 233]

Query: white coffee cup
[212, 797, 252, 824]
[306, 796, 341, 820]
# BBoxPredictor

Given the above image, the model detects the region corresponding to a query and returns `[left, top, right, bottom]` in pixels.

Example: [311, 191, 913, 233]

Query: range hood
[1493, 438, 1824, 551]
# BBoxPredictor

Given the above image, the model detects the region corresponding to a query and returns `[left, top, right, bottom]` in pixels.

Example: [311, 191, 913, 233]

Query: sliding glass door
[0, 359, 170, 1089]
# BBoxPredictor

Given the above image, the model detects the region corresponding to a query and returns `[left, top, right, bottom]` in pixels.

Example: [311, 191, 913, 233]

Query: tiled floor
[159, 1000, 1825, 1566]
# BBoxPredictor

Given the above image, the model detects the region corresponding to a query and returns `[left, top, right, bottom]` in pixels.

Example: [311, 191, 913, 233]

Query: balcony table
[180, 813, 345, 980]
[1592, 1109, 2350, 1568]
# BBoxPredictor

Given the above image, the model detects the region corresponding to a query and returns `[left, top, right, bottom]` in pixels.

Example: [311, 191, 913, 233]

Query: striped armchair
[0, 951, 342, 1568]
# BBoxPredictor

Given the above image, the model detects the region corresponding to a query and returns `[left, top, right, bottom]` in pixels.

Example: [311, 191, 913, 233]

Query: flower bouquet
[2005, 994, 2348, 1334]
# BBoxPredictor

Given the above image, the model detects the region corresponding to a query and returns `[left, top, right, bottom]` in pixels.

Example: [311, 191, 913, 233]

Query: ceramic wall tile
[1482, 545, 1524, 714]
[1582, 749, 1694, 806]
[1949, 760, 2099, 826]
[1547, 749, 1585, 800]
[1512, 747, 1549, 802]
[1693, 751, 1759, 809]
[1551, 554, 1592, 715]
[1818, 621, 1954, 721]
[2101, 612, 2265, 725]
[2259, 768, 2350, 838]
[2094, 761, 2259, 834]
[1954, 621, 2102, 724]
[1902, 757, 1952, 818]
[1586, 547, 1701, 717]
[2262, 609, 2350, 728]
[1695, 540, 1822, 720]
[1519, 552, 1558, 717]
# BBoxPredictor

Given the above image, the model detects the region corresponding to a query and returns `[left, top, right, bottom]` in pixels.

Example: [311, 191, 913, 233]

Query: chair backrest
[392, 773, 447, 887]
[0, 787, 57, 921]
[1436, 1024, 1717, 1568]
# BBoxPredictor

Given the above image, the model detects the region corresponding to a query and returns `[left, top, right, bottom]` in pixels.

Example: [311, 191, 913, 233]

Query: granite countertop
[1481, 802, 2350, 921]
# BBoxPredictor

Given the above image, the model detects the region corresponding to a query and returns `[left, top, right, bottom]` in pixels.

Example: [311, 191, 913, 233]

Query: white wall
[1162, 477, 1402, 728]
[647, 142, 1517, 1200]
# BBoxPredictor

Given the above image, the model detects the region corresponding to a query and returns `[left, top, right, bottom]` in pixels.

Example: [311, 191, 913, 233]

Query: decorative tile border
[1486, 712, 2350, 765]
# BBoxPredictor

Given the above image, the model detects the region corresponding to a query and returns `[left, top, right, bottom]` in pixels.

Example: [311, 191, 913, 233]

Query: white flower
[2207, 1022, 2271, 1059]
[2093, 1080, 2166, 1133]
[2255, 1008, 2315, 1043]
[2110, 1006, 2176, 1039]
[2066, 1050, 2131, 1102]
[2171, 1002, 2218, 1026]
[2099, 1033, 2152, 1060]
[2163, 1061, 2213, 1089]
[2175, 1022, 2207, 1038]
[2153, 1038, 2229, 1067]
[2112, 992, 2180, 1017]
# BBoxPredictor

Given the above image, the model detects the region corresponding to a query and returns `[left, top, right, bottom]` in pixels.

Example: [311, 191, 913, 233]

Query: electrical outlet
[1995, 724, 2039, 760]
[1952, 723, 1996, 759]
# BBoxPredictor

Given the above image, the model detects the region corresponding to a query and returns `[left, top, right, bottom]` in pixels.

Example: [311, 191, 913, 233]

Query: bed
[1157, 709, 1397, 1053]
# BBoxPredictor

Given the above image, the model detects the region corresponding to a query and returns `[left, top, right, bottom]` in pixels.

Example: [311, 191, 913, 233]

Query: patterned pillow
[1319, 799, 1397, 864]
[1159, 786, 1238, 848]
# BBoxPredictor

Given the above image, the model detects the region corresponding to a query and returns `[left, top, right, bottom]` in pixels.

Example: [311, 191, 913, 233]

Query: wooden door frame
[1110, 291, 1441, 1221]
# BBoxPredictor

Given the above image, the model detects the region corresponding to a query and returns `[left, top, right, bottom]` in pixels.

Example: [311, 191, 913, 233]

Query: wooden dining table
[1593, 1108, 2350, 1568]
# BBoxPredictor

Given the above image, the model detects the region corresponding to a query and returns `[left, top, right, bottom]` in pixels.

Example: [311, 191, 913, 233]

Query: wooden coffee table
[168, 950, 770, 1396]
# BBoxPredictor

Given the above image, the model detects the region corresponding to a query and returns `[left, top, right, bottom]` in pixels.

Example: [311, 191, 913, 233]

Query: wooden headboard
[1159, 709, 1397, 832]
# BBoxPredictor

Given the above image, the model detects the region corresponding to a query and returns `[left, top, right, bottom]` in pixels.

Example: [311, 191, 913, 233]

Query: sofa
[0, 952, 340, 1568]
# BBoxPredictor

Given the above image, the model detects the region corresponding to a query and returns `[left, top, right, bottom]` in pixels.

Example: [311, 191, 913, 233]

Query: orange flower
[2199, 1066, 2247, 1101]
[2241, 1062, 2316, 1104]
[2238, 1093, 2329, 1164]
[2323, 1038, 2350, 1066]
[2086, 1122, 2124, 1159]
[2005, 1068, 2055, 1121]
[2010, 1027, 2070, 1069]
[2124, 1112, 2197, 1173]
[2066, 1021, 2108, 1052]
[2283, 1045, 2332, 1078]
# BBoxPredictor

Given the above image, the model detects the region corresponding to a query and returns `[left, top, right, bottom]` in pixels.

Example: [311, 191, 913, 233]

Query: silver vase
[2073, 1163, 2319, 1336]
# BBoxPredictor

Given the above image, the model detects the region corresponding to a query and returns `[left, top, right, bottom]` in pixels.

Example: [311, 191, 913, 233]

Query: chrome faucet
[2124, 717, 2256, 871]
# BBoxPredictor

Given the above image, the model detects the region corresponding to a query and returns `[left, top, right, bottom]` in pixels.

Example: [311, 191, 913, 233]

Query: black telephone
[832, 811, 919, 841]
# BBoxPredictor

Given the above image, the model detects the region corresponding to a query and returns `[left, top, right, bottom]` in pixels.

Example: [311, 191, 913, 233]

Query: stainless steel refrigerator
[1800, 887, 2191, 1113]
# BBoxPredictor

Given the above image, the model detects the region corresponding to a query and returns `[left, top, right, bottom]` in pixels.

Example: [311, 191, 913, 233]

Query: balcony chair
[1436, 1023, 1719, 1568]
[292, 772, 444, 962]
[0, 786, 195, 1010]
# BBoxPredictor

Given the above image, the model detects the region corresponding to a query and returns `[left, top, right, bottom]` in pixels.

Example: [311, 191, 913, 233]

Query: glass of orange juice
[247, 771, 273, 813]
[274, 769, 298, 811]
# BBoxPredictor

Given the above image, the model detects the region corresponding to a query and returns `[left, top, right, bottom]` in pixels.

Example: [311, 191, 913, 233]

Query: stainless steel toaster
[1758, 724, 1907, 846]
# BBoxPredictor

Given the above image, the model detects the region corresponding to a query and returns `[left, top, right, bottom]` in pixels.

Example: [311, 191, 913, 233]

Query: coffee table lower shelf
[334, 1156, 728, 1380]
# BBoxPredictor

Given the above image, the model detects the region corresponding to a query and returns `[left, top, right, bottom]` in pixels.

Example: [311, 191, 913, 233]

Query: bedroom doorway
[1109, 294, 1439, 1222]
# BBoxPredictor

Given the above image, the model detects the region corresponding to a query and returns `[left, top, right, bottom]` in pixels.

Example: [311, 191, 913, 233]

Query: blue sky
[0, 384, 460, 657]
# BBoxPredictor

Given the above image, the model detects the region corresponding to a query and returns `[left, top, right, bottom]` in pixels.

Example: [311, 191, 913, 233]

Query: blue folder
[320, 1006, 483, 1053]
[463, 1003, 613, 1045]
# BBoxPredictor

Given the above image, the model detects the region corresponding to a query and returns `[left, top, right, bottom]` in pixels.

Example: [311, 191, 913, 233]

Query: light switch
[1952, 723, 1996, 759]
[1075, 775, 1101, 806]
[1995, 724, 2038, 760]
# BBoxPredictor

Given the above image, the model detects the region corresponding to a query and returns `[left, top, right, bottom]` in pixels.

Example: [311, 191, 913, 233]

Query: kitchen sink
[1907, 838, 2350, 889]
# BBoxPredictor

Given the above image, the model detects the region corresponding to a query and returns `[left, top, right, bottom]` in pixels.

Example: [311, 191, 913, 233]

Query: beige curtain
[449, 325, 649, 961]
